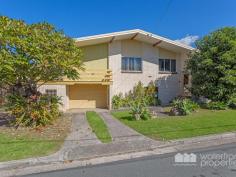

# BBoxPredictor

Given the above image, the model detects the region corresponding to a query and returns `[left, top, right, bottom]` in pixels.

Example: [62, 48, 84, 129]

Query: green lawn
[86, 111, 112, 143]
[0, 115, 71, 162]
[112, 109, 236, 140]
[0, 134, 62, 162]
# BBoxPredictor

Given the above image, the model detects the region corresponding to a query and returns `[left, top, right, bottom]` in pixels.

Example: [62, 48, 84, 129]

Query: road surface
[23, 143, 236, 177]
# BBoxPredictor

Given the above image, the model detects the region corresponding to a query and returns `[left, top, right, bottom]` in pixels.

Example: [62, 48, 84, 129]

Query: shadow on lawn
[111, 110, 134, 121]
[119, 115, 134, 121]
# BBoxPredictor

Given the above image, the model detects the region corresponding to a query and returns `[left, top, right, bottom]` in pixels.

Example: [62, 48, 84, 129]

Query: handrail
[63, 69, 113, 85]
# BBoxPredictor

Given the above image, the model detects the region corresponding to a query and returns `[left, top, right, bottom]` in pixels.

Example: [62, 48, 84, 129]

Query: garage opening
[69, 84, 108, 109]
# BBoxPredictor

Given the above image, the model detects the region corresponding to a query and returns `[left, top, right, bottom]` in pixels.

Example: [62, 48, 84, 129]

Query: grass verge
[112, 109, 236, 140]
[86, 111, 112, 143]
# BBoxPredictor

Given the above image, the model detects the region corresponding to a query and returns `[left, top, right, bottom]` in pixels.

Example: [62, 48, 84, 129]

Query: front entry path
[63, 112, 101, 149]
[60, 111, 164, 161]
[99, 112, 158, 143]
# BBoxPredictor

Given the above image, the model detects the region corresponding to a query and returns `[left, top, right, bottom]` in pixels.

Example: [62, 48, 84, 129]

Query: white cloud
[175, 35, 199, 46]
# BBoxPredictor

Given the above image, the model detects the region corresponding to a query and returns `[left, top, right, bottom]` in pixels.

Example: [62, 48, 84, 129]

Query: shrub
[127, 82, 153, 120]
[228, 96, 236, 109]
[140, 108, 151, 120]
[130, 99, 151, 120]
[206, 101, 227, 110]
[111, 81, 161, 109]
[123, 94, 131, 107]
[112, 93, 123, 109]
[145, 81, 158, 106]
[6, 94, 61, 128]
[131, 81, 146, 99]
[170, 98, 199, 116]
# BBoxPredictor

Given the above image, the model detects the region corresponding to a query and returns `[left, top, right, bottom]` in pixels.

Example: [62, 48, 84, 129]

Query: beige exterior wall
[39, 44, 109, 111]
[109, 40, 158, 97]
[157, 49, 182, 104]
[38, 84, 69, 111]
[80, 43, 108, 70]
[109, 39, 189, 106]
[39, 39, 189, 111]
[159, 48, 176, 59]
[38, 84, 108, 110]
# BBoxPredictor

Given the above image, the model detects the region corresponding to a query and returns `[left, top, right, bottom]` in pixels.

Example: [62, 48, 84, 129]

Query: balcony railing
[61, 69, 113, 85]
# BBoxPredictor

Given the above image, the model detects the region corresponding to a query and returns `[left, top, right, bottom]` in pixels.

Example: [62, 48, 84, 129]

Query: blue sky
[0, 0, 236, 45]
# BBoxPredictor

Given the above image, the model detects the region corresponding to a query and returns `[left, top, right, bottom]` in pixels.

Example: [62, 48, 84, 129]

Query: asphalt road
[23, 143, 236, 177]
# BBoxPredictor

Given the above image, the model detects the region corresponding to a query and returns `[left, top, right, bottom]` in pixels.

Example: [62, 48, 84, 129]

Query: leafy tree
[0, 16, 83, 98]
[187, 27, 236, 102]
[0, 16, 83, 127]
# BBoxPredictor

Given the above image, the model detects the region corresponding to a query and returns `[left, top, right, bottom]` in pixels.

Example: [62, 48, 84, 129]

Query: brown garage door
[69, 84, 108, 109]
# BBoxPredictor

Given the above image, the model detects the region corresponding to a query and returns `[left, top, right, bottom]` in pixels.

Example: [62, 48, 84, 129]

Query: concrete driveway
[60, 110, 163, 161]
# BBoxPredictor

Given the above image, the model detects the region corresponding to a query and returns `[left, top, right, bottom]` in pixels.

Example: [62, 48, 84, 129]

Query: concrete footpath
[1, 112, 236, 177]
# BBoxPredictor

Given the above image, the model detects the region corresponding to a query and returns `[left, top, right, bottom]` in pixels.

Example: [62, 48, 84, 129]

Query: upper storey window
[159, 59, 176, 73]
[122, 57, 142, 72]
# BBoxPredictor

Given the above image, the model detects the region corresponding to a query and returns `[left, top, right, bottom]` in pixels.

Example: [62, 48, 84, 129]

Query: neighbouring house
[38, 29, 194, 111]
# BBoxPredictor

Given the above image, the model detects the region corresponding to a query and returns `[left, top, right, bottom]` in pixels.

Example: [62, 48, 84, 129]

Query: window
[171, 60, 176, 72]
[159, 59, 177, 73]
[122, 57, 142, 72]
[45, 89, 57, 96]
[165, 59, 170, 71]
[159, 59, 165, 71]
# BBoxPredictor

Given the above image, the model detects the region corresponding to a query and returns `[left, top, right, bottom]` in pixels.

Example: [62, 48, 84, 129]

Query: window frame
[159, 58, 177, 73]
[45, 89, 57, 96]
[171, 59, 177, 73]
[121, 57, 143, 73]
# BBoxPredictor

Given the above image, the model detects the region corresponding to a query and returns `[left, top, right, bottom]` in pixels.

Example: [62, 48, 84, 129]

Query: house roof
[75, 29, 195, 52]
